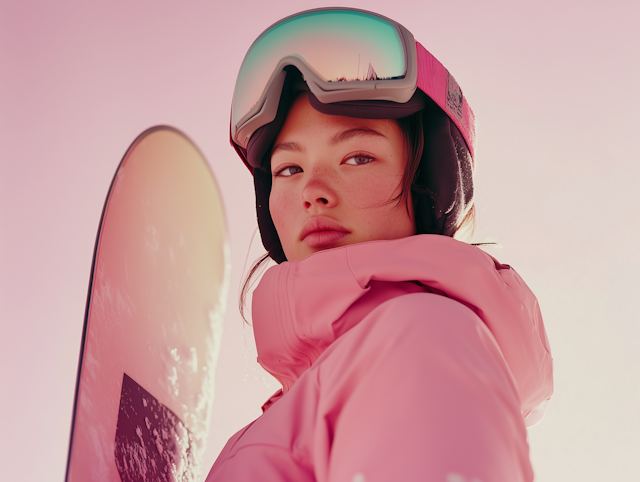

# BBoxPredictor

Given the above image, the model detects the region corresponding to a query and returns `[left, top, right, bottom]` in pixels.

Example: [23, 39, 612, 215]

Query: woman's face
[269, 93, 415, 262]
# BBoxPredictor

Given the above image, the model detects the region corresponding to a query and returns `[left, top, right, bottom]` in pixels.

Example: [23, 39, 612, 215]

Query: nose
[301, 169, 337, 211]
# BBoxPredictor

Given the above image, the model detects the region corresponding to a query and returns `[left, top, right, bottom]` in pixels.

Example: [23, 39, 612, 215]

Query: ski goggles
[231, 7, 475, 159]
[231, 8, 416, 149]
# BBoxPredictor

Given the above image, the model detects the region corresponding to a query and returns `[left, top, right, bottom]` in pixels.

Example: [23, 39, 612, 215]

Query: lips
[300, 217, 350, 249]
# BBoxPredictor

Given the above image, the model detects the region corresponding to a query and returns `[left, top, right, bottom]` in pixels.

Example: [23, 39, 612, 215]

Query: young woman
[206, 8, 553, 482]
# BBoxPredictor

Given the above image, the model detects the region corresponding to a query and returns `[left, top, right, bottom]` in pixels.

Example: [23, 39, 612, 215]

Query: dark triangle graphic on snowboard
[115, 373, 195, 482]
[66, 126, 228, 482]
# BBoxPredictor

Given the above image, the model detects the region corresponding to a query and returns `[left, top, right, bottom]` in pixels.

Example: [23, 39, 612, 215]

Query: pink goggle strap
[416, 41, 476, 162]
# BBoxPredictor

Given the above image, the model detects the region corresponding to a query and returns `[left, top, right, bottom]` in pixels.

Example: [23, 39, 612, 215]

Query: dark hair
[238, 112, 477, 322]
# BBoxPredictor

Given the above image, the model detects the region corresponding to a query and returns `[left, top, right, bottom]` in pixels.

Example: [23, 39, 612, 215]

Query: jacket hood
[252, 235, 553, 426]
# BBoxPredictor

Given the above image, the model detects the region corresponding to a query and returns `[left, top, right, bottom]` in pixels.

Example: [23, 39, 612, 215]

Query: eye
[344, 154, 374, 166]
[274, 165, 303, 177]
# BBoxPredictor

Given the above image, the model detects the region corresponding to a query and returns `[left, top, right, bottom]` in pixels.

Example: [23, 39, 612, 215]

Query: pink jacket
[206, 235, 553, 481]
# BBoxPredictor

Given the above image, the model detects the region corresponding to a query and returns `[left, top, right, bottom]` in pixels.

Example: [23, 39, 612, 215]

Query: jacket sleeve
[494, 261, 553, 425]
[344, 235, 554, 426]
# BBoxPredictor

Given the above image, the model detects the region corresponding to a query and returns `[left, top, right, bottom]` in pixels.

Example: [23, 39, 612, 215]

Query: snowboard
[65, 126, 229, 482]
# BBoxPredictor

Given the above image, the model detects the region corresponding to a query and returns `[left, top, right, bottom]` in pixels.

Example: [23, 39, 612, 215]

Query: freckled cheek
[269, 189, 297, 241]
[343, 176, 401, 209]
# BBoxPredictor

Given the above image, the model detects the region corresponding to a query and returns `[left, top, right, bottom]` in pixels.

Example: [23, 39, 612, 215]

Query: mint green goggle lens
[231, 9, 416, 149]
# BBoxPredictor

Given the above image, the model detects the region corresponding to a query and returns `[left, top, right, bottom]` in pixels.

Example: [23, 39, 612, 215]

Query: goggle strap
[416, 41, 476, 161]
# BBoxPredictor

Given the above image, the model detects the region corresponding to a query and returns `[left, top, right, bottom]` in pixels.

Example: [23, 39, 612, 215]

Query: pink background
[1, 1, 638, 481]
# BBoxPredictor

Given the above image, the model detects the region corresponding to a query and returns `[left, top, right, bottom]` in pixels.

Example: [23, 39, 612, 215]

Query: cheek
[269, 188, 295, 240]
[344, 171, 413, 238]
[343, 172, 402, 209]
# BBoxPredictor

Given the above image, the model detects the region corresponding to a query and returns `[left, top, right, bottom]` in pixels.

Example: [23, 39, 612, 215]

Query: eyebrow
[329, 127, 387, 146]
[271, 141, 302, 155]
[271, 127, 387, 156]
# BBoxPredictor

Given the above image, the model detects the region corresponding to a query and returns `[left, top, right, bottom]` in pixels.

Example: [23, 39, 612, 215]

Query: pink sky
[1, 1, 638, 481]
